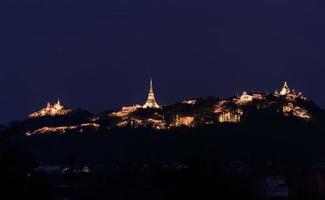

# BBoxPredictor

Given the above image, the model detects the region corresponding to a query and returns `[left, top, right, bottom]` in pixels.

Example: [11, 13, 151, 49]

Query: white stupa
[143, 79, 160, 109]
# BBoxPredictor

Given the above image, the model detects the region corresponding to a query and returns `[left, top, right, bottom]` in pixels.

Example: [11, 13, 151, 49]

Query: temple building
[218, 109, 243, 123]
[143, 79, 160, 109]
[275, 81, 307, 100]
[280, 81, 291, 96]
[237, 91, 253, 104]
[235, 91, 265, 105]
[174, 115, 195, 127]
[29, 99, 72, 118]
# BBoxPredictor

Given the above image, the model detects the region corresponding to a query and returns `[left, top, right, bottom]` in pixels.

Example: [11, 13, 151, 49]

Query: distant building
[280, 81, 291, 96]
[174, 115, 195, 127]
[143, 79, 160, 109]
[235, 91, 266, 105]
[276, 81, 307, 100]
[238, 91, 254, 104]
[218, 109, 243, 123]
[214, 100, 243, 123]
[29, 99, 72, 118]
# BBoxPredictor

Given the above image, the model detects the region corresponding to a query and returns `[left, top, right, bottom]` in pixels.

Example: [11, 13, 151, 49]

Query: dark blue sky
[0, 0, 325, 124]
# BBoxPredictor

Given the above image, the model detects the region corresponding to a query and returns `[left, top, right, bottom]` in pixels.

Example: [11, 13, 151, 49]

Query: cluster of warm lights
[174, 115, 195, 127]
[146, 118, 166, 129]
[110, 103, 166, 129]
[275, 81, 307, 101]
[116, 117, 166, 129]
[218, 109, 243, 123]
[29, 100, 72, 118]
[117, 121, 128, 128]
[283, 103, 311, 120]
[26, 126, 78, 136]
[236, 91, 254, 104]
[25, 123, 100, 136]
[214, 100, 243, 123]
[25, 81, 313, 134]
[182, 100, 197, 105]
[235, 92, 266, 105]
[110, 105, 142, 118]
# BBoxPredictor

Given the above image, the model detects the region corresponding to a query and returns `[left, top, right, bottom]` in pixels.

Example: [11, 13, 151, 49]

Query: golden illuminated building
[235, 91, 265, 105]
[215, 100, 243, 123]
[218, 109, 243, 123]
[280, 81, 291, 96]
[143, 79, 160, 109]
[237, 91, 253, 104]
[276, 81, 307, 100]
[29, 99, 72, 118]
[174, 115, 195, 127]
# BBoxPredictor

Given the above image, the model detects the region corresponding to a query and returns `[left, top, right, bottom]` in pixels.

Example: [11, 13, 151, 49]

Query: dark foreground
[1, 122, 325, 200]
[2, 159, 325, 200]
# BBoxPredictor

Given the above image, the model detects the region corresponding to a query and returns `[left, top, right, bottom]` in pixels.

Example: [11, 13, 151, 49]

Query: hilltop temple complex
[26, 81, 312, 134]
[29, 99, 72, 118]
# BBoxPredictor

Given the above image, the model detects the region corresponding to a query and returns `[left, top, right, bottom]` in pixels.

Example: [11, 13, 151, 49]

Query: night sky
[0, 0, 325, 124]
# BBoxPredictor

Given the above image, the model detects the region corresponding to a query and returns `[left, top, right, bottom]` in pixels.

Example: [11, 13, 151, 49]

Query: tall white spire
[143, 79, 160, 109]
[53, 98, 63, 110]
[280, 81, 291, 96]
[149, 78, 153, 93]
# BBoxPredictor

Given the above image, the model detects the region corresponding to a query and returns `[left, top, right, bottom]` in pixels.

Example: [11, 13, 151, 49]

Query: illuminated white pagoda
[143, 79, 160, 109]
[280, 81, 291, 96]
[275, 81, 307, 100]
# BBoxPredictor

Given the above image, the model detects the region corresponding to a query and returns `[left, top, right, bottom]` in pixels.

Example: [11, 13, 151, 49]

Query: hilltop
[1, 81, 325, 167]
[2, 81, 324, 137]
